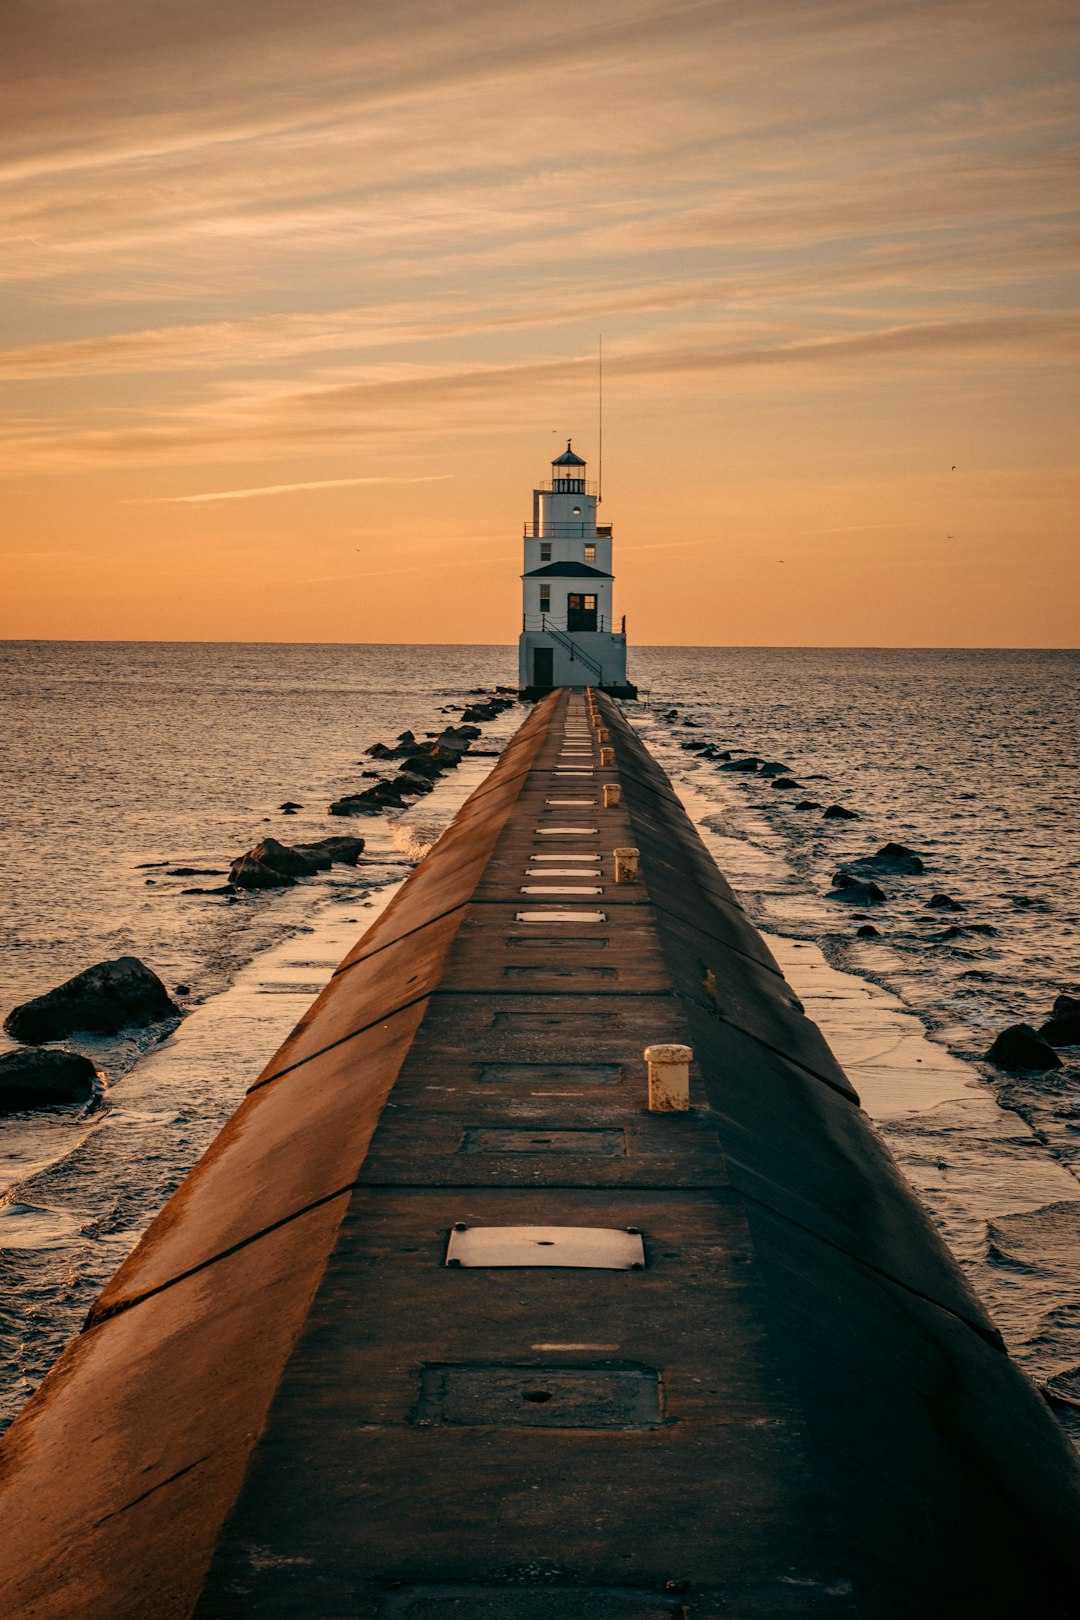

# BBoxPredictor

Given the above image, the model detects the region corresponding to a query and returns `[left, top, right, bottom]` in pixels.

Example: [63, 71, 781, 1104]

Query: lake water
[0, 642, 1077, 1432]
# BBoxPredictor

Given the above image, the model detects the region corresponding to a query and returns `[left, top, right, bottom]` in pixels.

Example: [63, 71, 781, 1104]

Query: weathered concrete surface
[0, 690, 1078, 1619]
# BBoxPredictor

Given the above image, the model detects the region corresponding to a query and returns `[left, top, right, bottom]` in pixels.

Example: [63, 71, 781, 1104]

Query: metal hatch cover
[445, 1224, 645, 1270]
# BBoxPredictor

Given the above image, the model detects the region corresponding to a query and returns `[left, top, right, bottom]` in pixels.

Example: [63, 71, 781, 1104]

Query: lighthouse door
[533, 647, 554, 688]
[567, 593, 597, 631]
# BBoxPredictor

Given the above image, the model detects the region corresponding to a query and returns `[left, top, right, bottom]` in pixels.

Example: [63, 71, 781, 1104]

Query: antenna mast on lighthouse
[597, 334, 603, 506]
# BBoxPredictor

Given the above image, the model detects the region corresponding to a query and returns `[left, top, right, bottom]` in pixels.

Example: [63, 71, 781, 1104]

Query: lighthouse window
[540, 542, 552, 562]
[539, 588, 550, 613]
[584, 543, 596, 563]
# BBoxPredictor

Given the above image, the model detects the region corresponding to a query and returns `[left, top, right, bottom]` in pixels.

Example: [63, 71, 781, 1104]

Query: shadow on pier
[1, 690, 1079, 1618]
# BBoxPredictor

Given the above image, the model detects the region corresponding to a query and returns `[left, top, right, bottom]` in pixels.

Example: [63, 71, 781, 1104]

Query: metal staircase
[543, 619, 604, 683]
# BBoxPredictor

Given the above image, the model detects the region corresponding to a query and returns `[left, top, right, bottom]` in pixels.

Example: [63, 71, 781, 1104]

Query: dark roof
[524, 561, 611, 579]
[552, 439, 586, 467]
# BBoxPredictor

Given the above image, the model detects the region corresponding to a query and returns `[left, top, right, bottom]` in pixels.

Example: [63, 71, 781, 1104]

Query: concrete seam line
[645, 898, 788, 980]
[733, 1177, 1006, 1352]
[682, 997, 858, 1103]
[329, 900, 470, 978]
[84, 1179, 362, 1329]
[245, 990, 433, 1093]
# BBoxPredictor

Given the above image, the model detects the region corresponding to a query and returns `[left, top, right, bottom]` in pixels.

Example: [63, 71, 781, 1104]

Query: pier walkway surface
[2, 692, 1080, 1618]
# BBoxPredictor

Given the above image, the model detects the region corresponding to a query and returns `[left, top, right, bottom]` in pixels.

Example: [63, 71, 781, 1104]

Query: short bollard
[600, 746, 615, 767]
[644, 1044, 692, 1112]
[596, 726, 609, 743]
[614, 847, 640, 883]
[603, 783, 622, 808]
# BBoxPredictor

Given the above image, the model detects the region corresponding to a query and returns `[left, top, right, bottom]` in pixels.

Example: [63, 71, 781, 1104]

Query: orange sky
[2, 0, 1078, 646]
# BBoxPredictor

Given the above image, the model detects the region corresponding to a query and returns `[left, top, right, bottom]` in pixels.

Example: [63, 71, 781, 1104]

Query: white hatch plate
[521, 885, 603, 895]
[446, 1224, 644, 1269]
[516, 910, 607, 923]
[531, 853, 599, 861]
[525, 869, 601, 878]
[538, 826, 599, 835]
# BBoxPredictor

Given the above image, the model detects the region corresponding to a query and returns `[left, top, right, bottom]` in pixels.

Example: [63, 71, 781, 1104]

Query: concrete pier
[1, 691, 1079, 1618]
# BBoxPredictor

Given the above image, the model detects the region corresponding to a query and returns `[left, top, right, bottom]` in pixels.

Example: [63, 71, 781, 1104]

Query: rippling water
[0, 643, 1077, 1434]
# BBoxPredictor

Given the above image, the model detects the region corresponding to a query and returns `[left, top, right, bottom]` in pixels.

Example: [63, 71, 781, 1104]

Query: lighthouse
[517, 440, 636, 697]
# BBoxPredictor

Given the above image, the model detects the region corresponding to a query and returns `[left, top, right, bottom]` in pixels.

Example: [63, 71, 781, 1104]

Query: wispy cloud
[127, 474, 450, 504]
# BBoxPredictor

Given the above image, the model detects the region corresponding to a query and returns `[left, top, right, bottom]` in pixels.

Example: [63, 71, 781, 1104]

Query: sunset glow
[3, 0, 1078, 645]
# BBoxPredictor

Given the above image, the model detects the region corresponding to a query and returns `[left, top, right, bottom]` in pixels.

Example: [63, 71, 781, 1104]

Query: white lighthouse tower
[517, 440, 635, 697]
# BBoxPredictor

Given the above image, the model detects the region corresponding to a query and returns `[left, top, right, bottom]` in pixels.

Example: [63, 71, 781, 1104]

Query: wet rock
[795, 800, 821, 811]
[715, 750, 732, 761]
[330, 779, 409, 816]
[167, 867, 223, 878]
[400, 754, 445, 780]
[681, 717, 699, 728]
[1041, 993, 1080, 1047]
[182, 885, 237, 896]
[396, 770, 435, 796]
[850, 842, 925, 876]
[229, 854, 296, 889]
[927, 893, 964, 911]
[365, 741, 396, 759]
[135, 861, 169, 869]
[830, 870, 888, 904]
[771, 777, 800, 790]
[296, 836, 364, 865]
[986, 1024, 1062, 1072]
[0, 1048, 98, 1114]
[718, 757, 761, 773]
[856, 924, 881, 938]
[279, 801, 303, 812]
[681, 740, 709, 752]
[4, 957, 180, 1043]
[396, 730, 416, 746]
[758, 762, 794, 778]
[251, 838, 329, 877]
[461, 703, 498, 722]
[823, 804, 859, 820]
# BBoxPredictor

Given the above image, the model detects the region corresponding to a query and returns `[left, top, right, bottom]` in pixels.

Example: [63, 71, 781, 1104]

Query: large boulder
[4, 957, 180, 1044]
[294, 836, 364, 866]
[771, 777, 800, 790]
[229, 854, 296, 889]
[823, 804, 859, 820]
[248, 837, 327, 877]
[395, 770, 436, 796]
[0, 1048, 99, 1115]
[986, 1024, 1062, 1072]
[400, 754, 445, 780]
[1041, 993, 1080, 1047]
[758, 762, 794, 778]
[330, 780, 409, 816]
[718, 757, 761, 773]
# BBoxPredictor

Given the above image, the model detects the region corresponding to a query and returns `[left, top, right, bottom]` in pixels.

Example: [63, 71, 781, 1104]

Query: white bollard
[603, 783, 622, 808]
[600, 746, 615, 767]
[644, 1044, 692, 1112]
[614, 847, 640, 883]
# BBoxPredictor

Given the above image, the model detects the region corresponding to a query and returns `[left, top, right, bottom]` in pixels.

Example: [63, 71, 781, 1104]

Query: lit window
[540, 542, 552, 562]
[584, 543, 596, 563]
